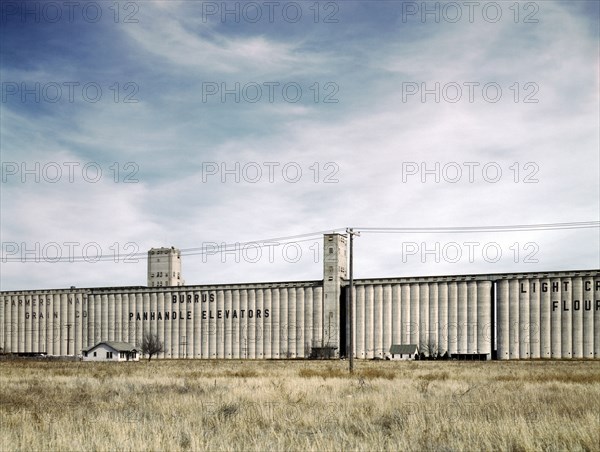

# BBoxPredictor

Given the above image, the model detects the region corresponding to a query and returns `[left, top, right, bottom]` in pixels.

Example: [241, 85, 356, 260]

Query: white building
[147, 247, 183, 287]
[82, 341, 139, 362]
[389, 344, 419, 360]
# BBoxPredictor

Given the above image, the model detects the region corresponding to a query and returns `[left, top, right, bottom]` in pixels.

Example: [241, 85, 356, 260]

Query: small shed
[82, 341, 139, 362]
[389, 344, 419, 360]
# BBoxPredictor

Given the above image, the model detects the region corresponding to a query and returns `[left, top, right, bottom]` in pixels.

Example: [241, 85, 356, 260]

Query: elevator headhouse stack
[1, 234, 598, 360]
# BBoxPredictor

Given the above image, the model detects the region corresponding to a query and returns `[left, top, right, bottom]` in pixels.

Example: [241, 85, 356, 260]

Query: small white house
[389, 344, 419, 360]
[82, 341, 139, 362]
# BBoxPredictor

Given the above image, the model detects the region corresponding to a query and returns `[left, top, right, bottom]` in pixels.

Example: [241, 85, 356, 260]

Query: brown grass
[1, 359, 599, 451]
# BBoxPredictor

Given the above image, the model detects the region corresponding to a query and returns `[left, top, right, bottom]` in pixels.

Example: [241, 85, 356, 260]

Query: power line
[2, 222, 598, 262]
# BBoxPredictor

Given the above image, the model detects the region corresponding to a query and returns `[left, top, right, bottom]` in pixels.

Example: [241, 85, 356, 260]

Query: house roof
[389, 344, 419, 355]
[83, 341, 138, 353]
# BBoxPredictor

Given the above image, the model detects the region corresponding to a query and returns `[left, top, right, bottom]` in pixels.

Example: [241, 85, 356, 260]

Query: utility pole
[66, 323, 72, 355]
[346, 228, 360, 373]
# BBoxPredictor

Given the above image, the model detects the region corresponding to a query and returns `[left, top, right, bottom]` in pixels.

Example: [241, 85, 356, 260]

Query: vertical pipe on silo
[67, 293, 75, 355]
[356, 285, 365, 358]
[10, 295, 17, 354]
[429, 283, 438, 357]
[365, 285, 374, 359]
[374, 285, 383, 358]
[295, 287, 304, 358]
[263, 288, 272, 359]
[231, 289, 240, 359]
[529, 279, 540, 359]
[582, 277, 594, 358]
[572, 277, 583, 359]
[438, 283, 448, 356]
[477, 281, 492, 357]
[457, 282, 467, 355]
[216, 289, 225, 359]
[312, 287, 321, 356]
[594, 278, 600, 359]
[409, 284, 420, 348]
[497, 280, 509, 360]
[401, 285, 410, 344]
[87, 294, 95, 351]
[16, 295, 24, 353]
[200, 291, 208, 359]
[419, 283, 429, 353]
[271, 288, 280, 358]
[225, 289, 233, 359]
[539, 279, 551, 358]
[447, 283, 458, 356]
[255, 288, 264, 359]
[304, 287, 313, 359]
[561, 278, 572, 359]
[550, 278, 561, 358]
[183, 291, 190, 359]
[208, 290, 217, 359]
[383, 284, 392, 358]
[392, 285, 401, 347]
[288, 288, 296, 358]
[508, 280, 519, 359]
[466, 281, 477, 355]
[279, 288, 287, 359]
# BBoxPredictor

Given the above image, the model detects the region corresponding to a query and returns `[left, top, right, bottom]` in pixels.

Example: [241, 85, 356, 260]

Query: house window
[120, 352, 125, 358]
[106, 351, 113, 359]
[329, 247, 333, 254]
[83, 351, 87, 357]
[93, 351, 96, 357]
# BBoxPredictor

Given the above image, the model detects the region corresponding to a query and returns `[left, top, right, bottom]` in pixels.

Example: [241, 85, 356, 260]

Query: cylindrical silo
[295, 287, 304, 358]
[263, 288, 272, 359]
[419, 283, 429, 353]
[254, 288, 263, 359]
[438, 283, 448, 356]
[268, 288, 277, 358]
[401, 285, 410, 344]
[0, 297, 5, 353]
[529, 279, 540, 359]
[582, 277, 594, 358]
[519, 279, 530, 359]
[374, 285, 383, 358]
[24, 295, 32, 353]
[304, 287, 313, 359]
[428, 283, 438, 357]
[287, 288, 296, 358]
[550, 278, 561, 358]
[457, 282, 467, 355]
[477, 281, 492, 356]
[157, 292, 166, 358]
[11, 295, 19, 354]
[80, 294, 88, 352]
[113, 293, 122, 343]
[392, 285, 401, 346]
[67, 293, 76, 355]
[561, 278, 572, 359]
[163, 291, 172, 358]
[279, 288, 287, 358]
[311, 287, 321, 355]
[365, 285, 374, 359]
[224, 289, 232, 359]
[409, 283, 420, 347]
[59, 293, 68, 355]
[496, 280, 509, 360]
[572, 277, 583, 359]
[87, 294, 95, 351]
[539, 279, 551, 358]
[231, 289, 240, 358]
[216, 289, 225, 358]
[447, 282, 458, 356]
[509, 279, 520, 359]
[356, 285, 365, 358]
[383, 284, 393, 358]
[107, 293, 115, 342]
[100, 293, 108, 342]
[467, 281, 477, 355]
[594, 278, 600, 359]
[3, 295, 11, 354]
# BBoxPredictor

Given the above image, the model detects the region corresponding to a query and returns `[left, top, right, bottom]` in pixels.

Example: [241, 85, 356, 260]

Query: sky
[0, 0, 599, 291]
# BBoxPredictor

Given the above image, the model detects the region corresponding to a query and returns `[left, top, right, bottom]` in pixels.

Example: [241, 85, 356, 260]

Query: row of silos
[0, 284, 325, 359]
[496, 276, 600, 359]
[0, 290, 88, 356]
[351, 280, 493, 359]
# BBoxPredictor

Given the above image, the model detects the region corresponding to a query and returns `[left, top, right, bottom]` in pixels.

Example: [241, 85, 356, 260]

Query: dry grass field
[1, 359, 599, 451]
